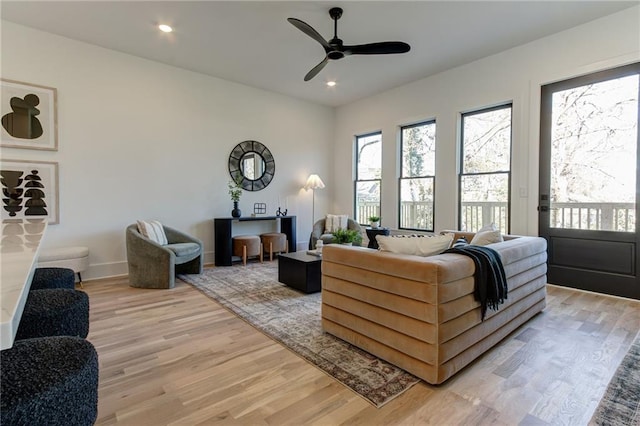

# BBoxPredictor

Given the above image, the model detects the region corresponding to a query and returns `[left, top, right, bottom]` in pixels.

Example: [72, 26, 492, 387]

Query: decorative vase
[231, 201, 241, 218]
[370, 221, 379, 229]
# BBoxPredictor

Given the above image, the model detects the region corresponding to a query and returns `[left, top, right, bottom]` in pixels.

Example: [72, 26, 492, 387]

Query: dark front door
[539, 62, 640, 300]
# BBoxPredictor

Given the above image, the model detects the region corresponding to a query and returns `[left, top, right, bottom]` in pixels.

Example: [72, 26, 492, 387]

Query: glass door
[539, 63, 640, 299]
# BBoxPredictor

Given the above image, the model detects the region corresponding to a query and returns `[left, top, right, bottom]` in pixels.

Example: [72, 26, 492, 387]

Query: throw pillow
[377, 233, 454, 257]
[324, 214, 349, 233]
[470, 223, 503, 246]
[137, 220, 168, 245]
[451, 237, 469, 248]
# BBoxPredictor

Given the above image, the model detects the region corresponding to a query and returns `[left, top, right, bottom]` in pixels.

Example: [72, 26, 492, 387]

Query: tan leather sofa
[321, 232, 547, 384]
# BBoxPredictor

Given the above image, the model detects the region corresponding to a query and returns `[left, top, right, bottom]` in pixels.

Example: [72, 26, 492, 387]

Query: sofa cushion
[452, 237, 469, 248]
[320, 233, 335, 244]
[377, 233, 453, 257]
[324, 214, 349, 233]
[470, 223, 503, 246]
[136, 220, 168, 245]
[166, 242, 200, 258]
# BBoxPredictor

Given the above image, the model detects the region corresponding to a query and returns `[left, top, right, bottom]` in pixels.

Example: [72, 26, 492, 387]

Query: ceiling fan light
[158, 24, 173, 33]
[326, 81, 337, 87]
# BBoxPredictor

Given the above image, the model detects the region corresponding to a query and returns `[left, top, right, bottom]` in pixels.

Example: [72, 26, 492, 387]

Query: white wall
[1, 21, 334, 279]
[333, 7, 640, 236]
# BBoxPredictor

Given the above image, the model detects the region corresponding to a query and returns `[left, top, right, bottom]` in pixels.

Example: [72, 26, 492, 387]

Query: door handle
[537, 206, 549, 212]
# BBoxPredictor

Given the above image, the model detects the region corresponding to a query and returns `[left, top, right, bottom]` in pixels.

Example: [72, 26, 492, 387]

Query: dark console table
[214, 216, 296, 266]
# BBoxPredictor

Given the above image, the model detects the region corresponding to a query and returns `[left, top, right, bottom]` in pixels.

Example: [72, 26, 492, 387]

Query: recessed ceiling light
[158, 24, 173, 33]
[326, 81, 337, 87]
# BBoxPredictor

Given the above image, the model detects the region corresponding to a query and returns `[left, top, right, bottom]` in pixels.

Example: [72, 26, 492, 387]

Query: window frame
[458, 103, 513, 233]
[354, 131, 382, 225]
[398, 120, 437, 232]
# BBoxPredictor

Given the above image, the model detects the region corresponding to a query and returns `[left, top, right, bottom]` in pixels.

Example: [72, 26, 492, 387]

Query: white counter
[1, 218, 47, 350]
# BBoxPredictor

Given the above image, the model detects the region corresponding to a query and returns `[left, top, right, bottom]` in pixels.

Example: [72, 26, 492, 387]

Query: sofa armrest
[126, 226, 173, 263]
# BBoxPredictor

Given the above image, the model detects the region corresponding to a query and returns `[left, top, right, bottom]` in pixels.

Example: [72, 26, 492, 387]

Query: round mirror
[228, 140, 275, 191]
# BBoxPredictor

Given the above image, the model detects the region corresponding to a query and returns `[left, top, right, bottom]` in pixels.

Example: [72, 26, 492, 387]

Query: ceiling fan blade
[343, 42, 411, 56]
[304, 57, 329, 81]
[287, 18, 331, 51]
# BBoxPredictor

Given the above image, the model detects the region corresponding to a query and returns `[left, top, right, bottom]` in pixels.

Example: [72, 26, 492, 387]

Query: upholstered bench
[233, 235, 262, 266]
[1, 336, 99, 425]
[260, 232, 288, 261]
[38, 246, 89, 287]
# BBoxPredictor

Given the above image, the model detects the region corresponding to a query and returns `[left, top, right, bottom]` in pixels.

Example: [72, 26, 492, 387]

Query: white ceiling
[2, 1, 637, 107]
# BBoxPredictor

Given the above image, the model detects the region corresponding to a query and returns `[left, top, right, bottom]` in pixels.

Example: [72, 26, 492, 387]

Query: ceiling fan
[287, 7, 411, 82]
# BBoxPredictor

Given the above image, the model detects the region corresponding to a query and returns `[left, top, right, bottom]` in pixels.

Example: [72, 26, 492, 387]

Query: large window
[399, 121, 436, 231]
[545, 69, 638, 232]
[355, 132, 382, 224]
[459, 104, 512, 233]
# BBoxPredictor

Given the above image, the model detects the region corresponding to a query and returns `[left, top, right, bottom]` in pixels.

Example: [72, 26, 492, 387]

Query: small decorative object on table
[368, 216, 380, 229]
[254, 203, 266, 215]
[228, 180, 243, 218]
[306, 241, 322, 257]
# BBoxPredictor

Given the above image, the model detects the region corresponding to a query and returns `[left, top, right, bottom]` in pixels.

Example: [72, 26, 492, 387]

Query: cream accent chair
[309, 217, 362, 249]
[126, 224, 203, 289]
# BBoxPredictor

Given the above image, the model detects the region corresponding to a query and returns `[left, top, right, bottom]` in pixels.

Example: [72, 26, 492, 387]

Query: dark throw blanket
[443, 245, 508, 320]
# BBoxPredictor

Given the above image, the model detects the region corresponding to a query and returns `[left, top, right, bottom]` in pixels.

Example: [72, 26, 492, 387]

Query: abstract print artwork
[1, 79, 58, 150]
[1, 160, 59, 224]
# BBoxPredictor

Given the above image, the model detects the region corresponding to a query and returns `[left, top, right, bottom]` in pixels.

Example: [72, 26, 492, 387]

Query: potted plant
[332, 228, 362, 246]
[228, 180, 243, 218]
[368, 215, 380, 229]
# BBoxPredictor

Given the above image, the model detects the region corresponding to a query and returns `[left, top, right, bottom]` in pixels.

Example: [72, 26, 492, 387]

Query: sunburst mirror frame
[228, 140, 275, 191]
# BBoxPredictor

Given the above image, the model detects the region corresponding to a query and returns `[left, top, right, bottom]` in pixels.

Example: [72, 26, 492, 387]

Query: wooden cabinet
[214, 216, 296, 266]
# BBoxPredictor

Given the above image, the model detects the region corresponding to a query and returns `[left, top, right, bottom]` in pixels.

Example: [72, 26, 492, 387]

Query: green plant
[332, 228, 362, 245]
[368, 215, 380, 222]
[228, 180, 242, 202]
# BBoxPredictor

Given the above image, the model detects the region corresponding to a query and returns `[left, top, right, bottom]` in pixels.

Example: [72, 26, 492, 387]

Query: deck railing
[550, 202, 635, 232]
[356, 201, 635, 232]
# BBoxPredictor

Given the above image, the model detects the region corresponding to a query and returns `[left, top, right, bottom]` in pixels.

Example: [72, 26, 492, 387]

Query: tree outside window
[459, 105, 512, 233]
[548, 74, 637, 232]
[400, 121, 436, 231]
[355, 132, 381, 224]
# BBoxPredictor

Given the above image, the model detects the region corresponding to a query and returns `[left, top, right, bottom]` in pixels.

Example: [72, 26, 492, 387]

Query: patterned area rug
[179, 262, 420, 407]
[590, 332, 640, 425]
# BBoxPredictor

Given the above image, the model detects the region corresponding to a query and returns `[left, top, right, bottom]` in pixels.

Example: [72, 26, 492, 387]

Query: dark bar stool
[16, 289, 89, 340]
[30, 267, 76, 290]
[1, 336, 99, 426]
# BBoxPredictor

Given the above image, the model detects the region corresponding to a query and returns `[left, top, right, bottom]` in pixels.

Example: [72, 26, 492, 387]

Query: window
[543, 67, 638, 233]
[355, 132, 382, 224]
[459, 104, 512, 233]
[399, 121, 436, 231]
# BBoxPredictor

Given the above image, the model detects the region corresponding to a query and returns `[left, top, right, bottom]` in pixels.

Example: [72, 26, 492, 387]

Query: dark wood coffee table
[278, 251, 322, 293]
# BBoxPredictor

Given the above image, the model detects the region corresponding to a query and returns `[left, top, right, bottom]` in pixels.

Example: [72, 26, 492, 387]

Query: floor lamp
[305, 174, 325, 227]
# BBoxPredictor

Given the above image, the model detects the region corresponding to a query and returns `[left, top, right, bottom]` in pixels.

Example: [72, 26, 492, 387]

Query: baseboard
[81, 250, 216, 281]
[546, 283, 639, 302]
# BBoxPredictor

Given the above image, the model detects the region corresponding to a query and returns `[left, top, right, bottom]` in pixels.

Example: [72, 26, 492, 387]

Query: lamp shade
[304, 174, 325, 190]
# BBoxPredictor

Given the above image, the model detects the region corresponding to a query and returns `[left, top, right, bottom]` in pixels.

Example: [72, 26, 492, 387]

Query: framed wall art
[1, 79, 58, 151]
[1, 159, 59, 224]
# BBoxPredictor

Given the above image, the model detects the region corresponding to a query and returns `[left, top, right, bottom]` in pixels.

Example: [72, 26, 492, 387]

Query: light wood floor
[84, 272, 640, 425]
